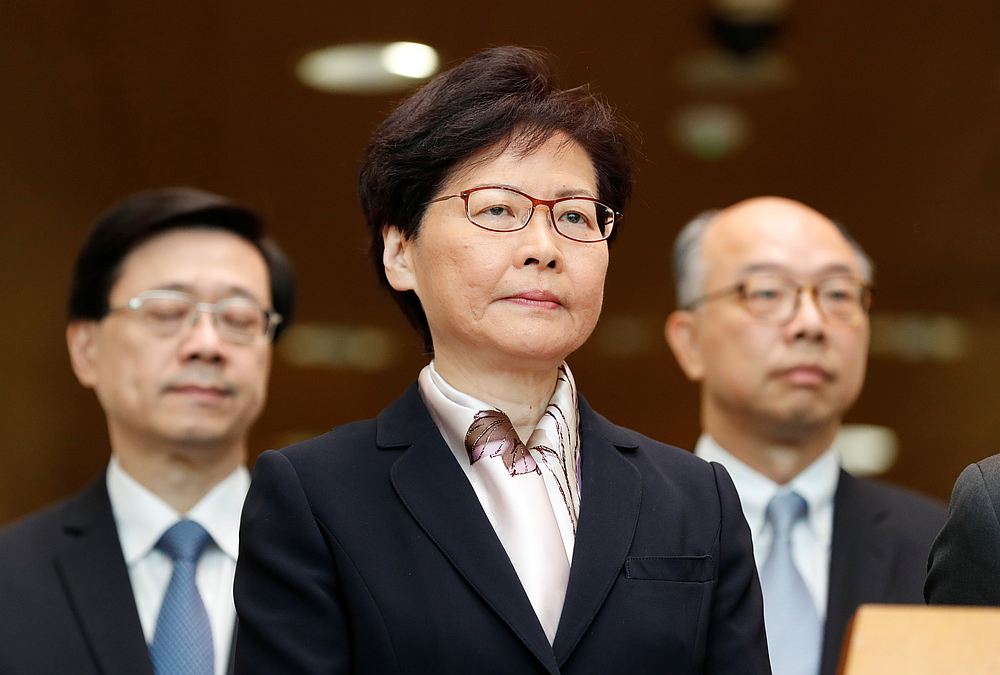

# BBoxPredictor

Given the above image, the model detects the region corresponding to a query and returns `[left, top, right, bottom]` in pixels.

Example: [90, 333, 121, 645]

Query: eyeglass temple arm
[682, 283, 744, 311]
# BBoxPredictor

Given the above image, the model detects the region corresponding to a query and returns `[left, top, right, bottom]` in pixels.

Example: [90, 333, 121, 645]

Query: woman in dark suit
[234, 46, 769, 675]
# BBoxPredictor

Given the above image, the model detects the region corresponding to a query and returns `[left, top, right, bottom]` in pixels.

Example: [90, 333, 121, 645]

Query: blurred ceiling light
[672, 104, 749, 161]
[278, 323, 397, 371]
[676, 0, 793, 94]
[834, 424, 898, 477]
[869, 313, 968, 362]
[710, 0, 791, 58]
[296, 42, 439, 94]
[381, 42, 439, 78]
[677, 49, 794, 92]
[712, 0, 791, 25]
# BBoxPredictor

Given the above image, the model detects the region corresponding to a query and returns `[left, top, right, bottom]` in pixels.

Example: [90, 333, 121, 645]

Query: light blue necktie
[761, 491, 822, 675]
[149, 519, 215, 675]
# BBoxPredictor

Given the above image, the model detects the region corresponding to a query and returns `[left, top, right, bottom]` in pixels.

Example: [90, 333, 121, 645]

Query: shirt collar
[418, 361, 495, 462]
[106, 456, 249, 564]
[694, 434, 839, 541]
[417, 360, 579, 462]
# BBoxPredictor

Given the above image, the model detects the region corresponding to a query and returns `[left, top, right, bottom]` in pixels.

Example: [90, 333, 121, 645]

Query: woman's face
[384, 132, 610, 372]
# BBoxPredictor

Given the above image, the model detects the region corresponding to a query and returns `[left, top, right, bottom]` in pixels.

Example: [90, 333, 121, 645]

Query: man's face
[668, 197, 870, 442]
[67, 228, 273, 457]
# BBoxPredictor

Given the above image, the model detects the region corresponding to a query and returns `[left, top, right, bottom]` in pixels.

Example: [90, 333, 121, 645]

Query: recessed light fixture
[834, 425, 898, 477]
[672, 104, 749, 160]
[278, 323, 397, 371]
[295, 42, 440, 94]
[869, 313, 968, 362]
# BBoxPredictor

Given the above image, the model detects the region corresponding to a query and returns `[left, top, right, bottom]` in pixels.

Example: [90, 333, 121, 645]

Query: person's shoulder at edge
[0, 482, 94, 573]
[253, 418, 381, 484]
[968, 453, 1000, 493]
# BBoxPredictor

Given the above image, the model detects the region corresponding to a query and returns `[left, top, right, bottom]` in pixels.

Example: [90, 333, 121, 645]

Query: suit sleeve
[234, 450, 351, 674]
[705, 461, 772, 674]
[925, 461, 1000, 605]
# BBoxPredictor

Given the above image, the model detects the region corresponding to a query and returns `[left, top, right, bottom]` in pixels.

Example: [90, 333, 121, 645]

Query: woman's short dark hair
[358, 46, 635, 352]
[67, 186, 296, 340]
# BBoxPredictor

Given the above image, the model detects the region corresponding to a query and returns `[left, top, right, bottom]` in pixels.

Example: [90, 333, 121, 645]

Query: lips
[162, 374, 236, 398]
[776, 364, 833, 386]
[163, 383, 235, 401]
[504, 289, 563, 308]
[163, 363, 236, 398]
[166, 384, 231, 394]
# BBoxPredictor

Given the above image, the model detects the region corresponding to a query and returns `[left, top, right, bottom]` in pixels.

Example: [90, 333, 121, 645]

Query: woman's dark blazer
[233, 383, 770, 675]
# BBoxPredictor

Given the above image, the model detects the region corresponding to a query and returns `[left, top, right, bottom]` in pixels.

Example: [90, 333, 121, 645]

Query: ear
[665, 310, 705, 382]
[66, 321, 100, 389]
[382, 225, 417, 293]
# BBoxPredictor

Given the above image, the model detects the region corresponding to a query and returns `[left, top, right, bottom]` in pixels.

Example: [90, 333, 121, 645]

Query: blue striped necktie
[148, 519, 215, 675]
[761, 491, 822, 675]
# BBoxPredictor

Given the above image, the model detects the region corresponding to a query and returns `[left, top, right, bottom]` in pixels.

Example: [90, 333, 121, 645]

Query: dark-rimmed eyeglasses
[685, 273, 872, 325]
[106, 289, 282, 344]
[428, 186, 621, 243]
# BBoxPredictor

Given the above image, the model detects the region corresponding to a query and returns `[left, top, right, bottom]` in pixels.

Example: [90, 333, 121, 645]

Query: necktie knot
[766, 490, 808, 539]
[156, 519, 212, 564]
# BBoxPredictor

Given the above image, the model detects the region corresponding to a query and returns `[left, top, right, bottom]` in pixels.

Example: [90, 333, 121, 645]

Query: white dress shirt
[106, 456, 249, 675]
[694, 435, 838, 618]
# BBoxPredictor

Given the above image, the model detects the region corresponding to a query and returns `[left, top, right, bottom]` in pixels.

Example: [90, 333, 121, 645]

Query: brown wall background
[2, 1, 999, 524]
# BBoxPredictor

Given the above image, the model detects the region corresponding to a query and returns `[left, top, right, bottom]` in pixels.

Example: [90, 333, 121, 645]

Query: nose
[785, 287, 826, 343]
[179, 309, 226, 363]
[517, 206, 562, 270]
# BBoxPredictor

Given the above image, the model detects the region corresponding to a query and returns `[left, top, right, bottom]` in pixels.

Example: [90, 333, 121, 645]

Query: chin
[498, 324, 589, 358]
[772, 405, 837, 434]
[161, 419, 239, 447]
[492, 340, 574, 370]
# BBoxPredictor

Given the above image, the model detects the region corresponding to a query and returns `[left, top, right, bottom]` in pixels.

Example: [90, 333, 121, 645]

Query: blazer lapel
[55, 478, 154, 675]
[553, 398, 642, 666]
[385, 384, 560, 675]
[820, 471, 891, 675]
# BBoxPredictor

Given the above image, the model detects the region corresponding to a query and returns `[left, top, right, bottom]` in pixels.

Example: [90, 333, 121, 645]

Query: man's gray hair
[671, 208, 875, 309]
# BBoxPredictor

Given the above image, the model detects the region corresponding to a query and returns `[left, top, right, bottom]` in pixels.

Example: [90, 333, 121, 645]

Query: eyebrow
[738, 262, 860, 277]
[154, 283, 265, 304]
[553, 187, 598, 199]
[474, 183, 598, 199]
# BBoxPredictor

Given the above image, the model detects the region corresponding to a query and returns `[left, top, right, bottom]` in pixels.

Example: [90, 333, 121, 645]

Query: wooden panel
[839, 605, 1000, 674]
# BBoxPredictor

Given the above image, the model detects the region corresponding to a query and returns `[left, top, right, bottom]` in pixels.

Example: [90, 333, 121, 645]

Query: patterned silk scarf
[464, 364, 582, 547]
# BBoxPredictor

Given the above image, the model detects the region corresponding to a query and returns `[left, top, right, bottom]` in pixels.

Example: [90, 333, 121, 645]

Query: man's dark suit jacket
[818, 471, 946, 675]
[0, 476, 238, 675]
[0, 477, 156, 675]
[233, 385, 771, 675]
[925, 453, 1000, 606]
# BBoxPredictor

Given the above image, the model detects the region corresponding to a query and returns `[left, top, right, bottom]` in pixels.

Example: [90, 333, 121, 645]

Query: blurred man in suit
[665, 196, 945, 675]
[926, 452, 1000, 605]
[0, 187, 294, 675]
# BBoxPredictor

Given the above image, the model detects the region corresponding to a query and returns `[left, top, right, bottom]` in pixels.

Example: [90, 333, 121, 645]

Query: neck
[703, 406, 838, 485]
[433, 351, 560, 437]
[109, 429, 246, 513]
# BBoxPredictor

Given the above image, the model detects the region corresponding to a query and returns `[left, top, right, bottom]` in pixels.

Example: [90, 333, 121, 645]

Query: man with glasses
[0, 187, 294, 675]
[664, 196, 944, 675]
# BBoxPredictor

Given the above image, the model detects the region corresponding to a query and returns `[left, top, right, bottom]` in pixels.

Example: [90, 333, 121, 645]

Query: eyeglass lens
[465, 188, 614, 241]
[131, 294, 270, 342]
[741, 274, 868, 322]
